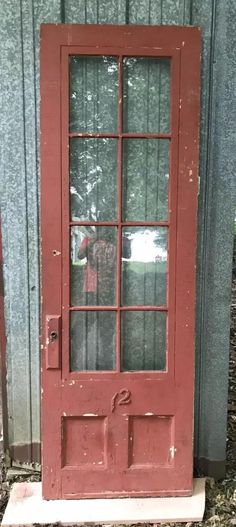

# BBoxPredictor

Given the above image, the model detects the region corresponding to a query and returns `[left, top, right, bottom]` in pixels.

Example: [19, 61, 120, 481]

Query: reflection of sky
[128, 231, 167, 263]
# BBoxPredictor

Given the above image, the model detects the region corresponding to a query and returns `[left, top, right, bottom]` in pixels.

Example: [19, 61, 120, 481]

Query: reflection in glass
[70, 138, 117, 221]
[123, 139, 169, 222]
[121, 311, 166, 371]
[70, 56, 118, 133]
[71, 227, 117, 306]
[70, 311, 116, 371]
[123, 57, 170, 133]
[122, 227, 167, 306]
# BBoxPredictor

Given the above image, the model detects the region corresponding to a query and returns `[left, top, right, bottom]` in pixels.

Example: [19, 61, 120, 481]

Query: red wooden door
[41, 25, 200, 499]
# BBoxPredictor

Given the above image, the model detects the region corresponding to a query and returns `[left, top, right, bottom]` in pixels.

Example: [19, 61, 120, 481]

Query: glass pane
[122, 227, 167, 306]
[71, 311, 116, 371]
[71, 227, 117, 306]
[123, 57, 170, 133]
[70, 138, 117, 221]
[121, 311, 166, 371]
[70, 56, 118, 133]
[123, 139, 169, 221]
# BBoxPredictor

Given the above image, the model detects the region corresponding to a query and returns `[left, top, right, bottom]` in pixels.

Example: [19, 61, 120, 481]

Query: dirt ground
[0, 245, 235, 526]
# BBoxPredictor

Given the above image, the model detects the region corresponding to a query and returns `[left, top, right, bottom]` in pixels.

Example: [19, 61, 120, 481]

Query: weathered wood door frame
[41, 25, 200, 499]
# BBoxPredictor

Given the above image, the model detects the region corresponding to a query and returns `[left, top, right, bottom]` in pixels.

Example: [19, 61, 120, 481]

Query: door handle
[45, 315, 61, 369]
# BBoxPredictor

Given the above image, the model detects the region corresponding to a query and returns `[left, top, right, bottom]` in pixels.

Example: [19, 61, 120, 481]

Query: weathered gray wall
[194, 0, 236, 476]
[0, 0, 235, 474]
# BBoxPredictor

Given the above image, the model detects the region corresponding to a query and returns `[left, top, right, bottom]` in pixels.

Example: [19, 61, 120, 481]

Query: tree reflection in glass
[122, 227, 167, 306]
[70, 139, 117, 222]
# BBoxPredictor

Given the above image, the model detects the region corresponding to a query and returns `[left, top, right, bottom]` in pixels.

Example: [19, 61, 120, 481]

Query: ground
[0, 245, 235, 526]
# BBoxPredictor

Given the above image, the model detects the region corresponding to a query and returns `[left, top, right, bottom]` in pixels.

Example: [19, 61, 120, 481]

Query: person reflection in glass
[73, 228, 131, 371]
[78, 227, 116, 306]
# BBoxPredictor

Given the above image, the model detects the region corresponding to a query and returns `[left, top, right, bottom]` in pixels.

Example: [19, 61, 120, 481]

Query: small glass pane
[71, 311, 116, 371]
[70, 138, 117, 221]
[121, 311, 166, 371]
[70, 56, 118, 133]
[123, 139, 169, 221]
[71, 227, 117, 306]
[123, 57, 170, 133]
[122, 227, 167, 306]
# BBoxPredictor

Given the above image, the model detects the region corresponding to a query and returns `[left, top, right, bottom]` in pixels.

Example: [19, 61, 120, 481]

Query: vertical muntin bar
[116, 56, 123, 372]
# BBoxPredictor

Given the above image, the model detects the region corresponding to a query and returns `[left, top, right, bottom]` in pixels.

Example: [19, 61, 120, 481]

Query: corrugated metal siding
[0, 0, 235, 473]
[0, 0, 62, 465]
[194, 0, 236, 473]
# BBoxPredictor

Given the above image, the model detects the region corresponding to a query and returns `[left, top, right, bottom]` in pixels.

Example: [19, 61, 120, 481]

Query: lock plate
[45, 315, 61, 369]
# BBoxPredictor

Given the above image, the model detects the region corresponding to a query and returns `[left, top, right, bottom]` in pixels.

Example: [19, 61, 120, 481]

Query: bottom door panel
[58, 378, 193, 498]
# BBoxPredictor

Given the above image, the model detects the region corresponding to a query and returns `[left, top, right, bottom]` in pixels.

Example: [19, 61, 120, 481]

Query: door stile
[61, 46, 71, 380]
[174, 34, 201, 488]
[167, 48, 181, 378]
[41, 31, 63, 499]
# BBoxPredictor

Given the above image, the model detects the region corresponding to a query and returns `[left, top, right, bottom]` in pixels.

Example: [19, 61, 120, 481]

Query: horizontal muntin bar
[69, 306, 168, 311]
[69, 132, 171, 139]
[69, 221, 169, 227]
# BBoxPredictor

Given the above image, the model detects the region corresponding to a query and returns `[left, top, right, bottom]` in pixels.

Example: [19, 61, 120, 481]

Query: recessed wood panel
[128, 415, 173, 467]
[62, 416, 107, 467]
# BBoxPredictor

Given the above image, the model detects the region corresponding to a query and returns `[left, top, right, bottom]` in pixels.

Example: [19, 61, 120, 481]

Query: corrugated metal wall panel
[0, 0, 235, 475]
[194, 0, 236, 476]
[21, 0, 40, 462]
[0, 0, 33, 463]
[0, 0, 62, 466]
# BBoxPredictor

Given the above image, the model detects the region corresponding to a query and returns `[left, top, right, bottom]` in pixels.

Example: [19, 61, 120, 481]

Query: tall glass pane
[123, 57, 170, 133]
[70, 138, 117, 221]
[71, 227, 117, 306]
[123, 139, 169, 222]
[71, 311, 116, 371]
[122, 227, 167, 306]
[121, 311, 166, 371]
[70, 56, 118, 133]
